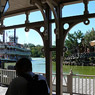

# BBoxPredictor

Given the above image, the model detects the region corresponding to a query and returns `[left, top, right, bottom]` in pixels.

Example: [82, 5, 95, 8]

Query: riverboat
[0, 29, 31, 63]
[64, 39, 95, 66]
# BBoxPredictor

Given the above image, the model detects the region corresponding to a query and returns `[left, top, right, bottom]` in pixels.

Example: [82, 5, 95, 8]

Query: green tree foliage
[65, 30, 84, 55]
[28, 43, 35, 48]
[24, 29, 95, 59]
[24, 43, 44, 57]
[30, 45, 44, 57]
[84, 28, 95, 45]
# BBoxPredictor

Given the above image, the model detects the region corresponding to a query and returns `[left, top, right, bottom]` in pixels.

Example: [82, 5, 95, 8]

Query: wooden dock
[0, 86, 7, 95]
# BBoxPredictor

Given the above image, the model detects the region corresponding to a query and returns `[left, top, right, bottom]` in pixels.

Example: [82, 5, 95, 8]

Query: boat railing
[7, 45, 30, 51]
[0, 45, 5, 48]
[3, 50, 31, 55]
[0, 49, 31, 56]
[0, 51, 5, 54]
[0, 69, 95, 94]
[0, 69, 16, 85]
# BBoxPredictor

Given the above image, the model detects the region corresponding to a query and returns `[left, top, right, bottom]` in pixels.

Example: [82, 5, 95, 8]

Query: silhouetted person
[5, 58, 50, 95]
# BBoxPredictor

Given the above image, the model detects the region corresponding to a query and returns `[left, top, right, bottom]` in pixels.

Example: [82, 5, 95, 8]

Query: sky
[1, 1, 95, 46]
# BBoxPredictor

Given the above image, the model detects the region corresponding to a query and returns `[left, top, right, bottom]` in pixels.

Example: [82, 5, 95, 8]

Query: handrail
[74, 74, 95, 77]
[0, 69, 95, 94]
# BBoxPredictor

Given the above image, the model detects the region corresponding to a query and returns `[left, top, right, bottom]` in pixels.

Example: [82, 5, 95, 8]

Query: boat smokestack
[3, 31, 5, 43]
[14, 28, 16, 43]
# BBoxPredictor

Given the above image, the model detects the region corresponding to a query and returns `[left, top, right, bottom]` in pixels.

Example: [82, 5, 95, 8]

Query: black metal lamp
[0, 0, 9, 19]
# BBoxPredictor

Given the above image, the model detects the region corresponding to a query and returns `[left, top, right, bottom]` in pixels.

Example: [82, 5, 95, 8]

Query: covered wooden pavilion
[0, 0, 95, 95]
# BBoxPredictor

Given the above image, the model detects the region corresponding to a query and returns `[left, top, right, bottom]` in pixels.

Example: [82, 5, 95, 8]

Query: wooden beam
[0, 21, 44, 31]
[60, 0, 93, 5]
[0, 13, 95, 31]
[61, 13, 95, 23]
[50, 48, 56, 51]
[46, 0, 58, 6]
[50, 13, 95, 23]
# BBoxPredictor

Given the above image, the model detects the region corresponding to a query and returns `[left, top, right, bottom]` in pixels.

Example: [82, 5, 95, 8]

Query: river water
[32, 58, 46, 73]
[32, 57, 95, 75]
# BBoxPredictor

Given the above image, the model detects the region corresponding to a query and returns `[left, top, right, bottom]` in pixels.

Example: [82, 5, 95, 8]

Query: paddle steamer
[0, 29, 31, 63]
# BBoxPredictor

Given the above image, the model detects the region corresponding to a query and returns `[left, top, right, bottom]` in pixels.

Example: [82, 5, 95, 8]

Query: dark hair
[15, 58, 32, 76]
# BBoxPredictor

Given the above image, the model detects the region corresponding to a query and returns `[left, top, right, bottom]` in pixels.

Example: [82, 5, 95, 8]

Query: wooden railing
[73, 74, 95, 95]
[0, 69, 95, 95]
[0, 69, 16, 85]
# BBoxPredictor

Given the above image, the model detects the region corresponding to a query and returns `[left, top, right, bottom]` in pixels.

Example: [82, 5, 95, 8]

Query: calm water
[32, 57, 46, 73]
[32, 58, 95, 75]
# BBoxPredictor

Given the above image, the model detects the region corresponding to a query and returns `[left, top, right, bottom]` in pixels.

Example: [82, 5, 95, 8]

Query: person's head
[15, 58, 32, 76]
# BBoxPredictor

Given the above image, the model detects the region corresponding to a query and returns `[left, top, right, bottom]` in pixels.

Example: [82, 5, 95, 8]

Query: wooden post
[45, 6, 52, 95]
[56, 6, 63, 95]
[67, 70, 73, 95]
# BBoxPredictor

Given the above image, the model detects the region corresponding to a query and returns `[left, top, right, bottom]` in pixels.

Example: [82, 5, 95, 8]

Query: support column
[45, 6, 52, 95]
[1, 19, 5, 43]
[56, 6, 63, 95]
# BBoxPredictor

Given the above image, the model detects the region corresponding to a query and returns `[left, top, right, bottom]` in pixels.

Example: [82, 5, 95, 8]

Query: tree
[23, 43, 28, 48]
[30, 45, 44, 57]
[84, 28, 95, 46]
[65, 30, 84, 55]
[28, 43, 35, 48]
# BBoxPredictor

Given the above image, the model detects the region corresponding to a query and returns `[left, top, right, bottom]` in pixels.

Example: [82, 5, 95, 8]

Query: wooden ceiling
[3, 0, 94, 18]
[7, 0, 31, 12]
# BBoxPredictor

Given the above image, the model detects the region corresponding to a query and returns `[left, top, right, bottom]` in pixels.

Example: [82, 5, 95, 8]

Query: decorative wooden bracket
[83, 0, 90, 25]
[30, 0, 48, 40]
[25, 11, 30, 32]
[0, 18, 5, 34]
[46, 0, 59, 36]
[83, 0, 89, 15]
[46, 0, 58, 6]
